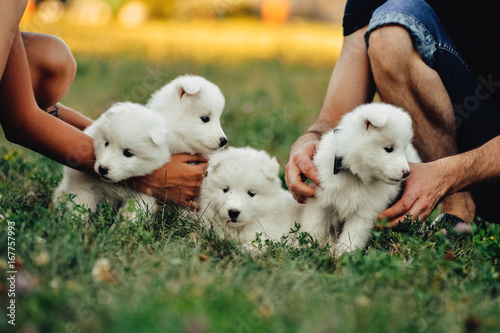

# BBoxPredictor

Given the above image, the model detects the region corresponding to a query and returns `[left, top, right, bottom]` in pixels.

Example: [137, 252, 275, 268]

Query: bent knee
[38, 34, 77, 88]
[23, 32, 77, 107]
[367, 25, 415, 76]
[23, 32, 76, 74]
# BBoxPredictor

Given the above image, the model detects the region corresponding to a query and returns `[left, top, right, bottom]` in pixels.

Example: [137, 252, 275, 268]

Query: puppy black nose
[219, 137, 227, 148]
[402, 170, 411, 179]
[98, 166, 109, 176]
[228, 209, 240, 219]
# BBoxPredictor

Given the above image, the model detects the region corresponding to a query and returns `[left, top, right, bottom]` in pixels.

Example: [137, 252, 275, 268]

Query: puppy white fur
[147, 74, 227, 155]
[200, 147, 301, 251]
[300, 103, 421, 256]
[53, 102, 171, 217]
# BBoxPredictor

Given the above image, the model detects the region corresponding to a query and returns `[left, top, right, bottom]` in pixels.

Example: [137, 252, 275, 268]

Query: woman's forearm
[14, 110, 95, 172]
[0, 29, 95, 173]
[44, 103, 93, 131]
[0, 0, 28, 79]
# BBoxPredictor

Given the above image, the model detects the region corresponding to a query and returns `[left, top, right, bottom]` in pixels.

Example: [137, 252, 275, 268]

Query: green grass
[1, 56, 500, 332]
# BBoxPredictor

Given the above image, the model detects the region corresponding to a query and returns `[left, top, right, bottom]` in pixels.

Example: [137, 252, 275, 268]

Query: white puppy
[53, 102, 171, 217]
[200, 147, 301, 251]
[147, 74, 227, 155]
[300, 103, 421, 256]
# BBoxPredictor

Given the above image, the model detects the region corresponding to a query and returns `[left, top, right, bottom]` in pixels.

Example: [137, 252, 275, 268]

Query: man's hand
[285, 135, 321, 203]
[377, 161, 449, 227]
[130, 154, 209, 208]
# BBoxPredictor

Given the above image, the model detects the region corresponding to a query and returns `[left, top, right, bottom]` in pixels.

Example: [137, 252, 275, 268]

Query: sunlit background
[14, 0, 348, 167]
[21, 0, 345, 66]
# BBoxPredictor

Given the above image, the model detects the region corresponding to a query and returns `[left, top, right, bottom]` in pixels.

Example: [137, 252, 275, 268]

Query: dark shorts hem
[365, 11, 436, 68]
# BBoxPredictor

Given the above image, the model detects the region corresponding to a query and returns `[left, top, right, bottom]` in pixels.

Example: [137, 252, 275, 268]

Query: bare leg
[0, 0, 28, 79]
[22, 32, 77, 109]
[367, 26, 475, 222]
[22, 32, 92, 130]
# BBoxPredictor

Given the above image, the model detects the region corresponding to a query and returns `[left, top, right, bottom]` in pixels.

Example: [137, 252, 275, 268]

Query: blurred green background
[17, 0, 346, 167]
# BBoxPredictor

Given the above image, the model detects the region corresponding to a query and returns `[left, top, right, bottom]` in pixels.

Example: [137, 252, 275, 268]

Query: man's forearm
[443, 135, 500, 194]
[289, 28, 375, 162]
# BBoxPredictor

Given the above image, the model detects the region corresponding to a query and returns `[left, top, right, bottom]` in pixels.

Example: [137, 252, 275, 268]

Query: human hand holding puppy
[287, 139, 439, 228]
[287, 139, 482, 228]
[285, 133, 320, 203]
[130, 154, 208, 209]
[379, 136, 500, 225]
[378, 162, 448, 227]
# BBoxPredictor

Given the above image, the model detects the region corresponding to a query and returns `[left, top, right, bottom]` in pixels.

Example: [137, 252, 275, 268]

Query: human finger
[171, 153, 209, 164]
[186, 153, 209, 163]
[294, 156, 320, 186]
[377, 192, 416, 227]
[378, 197, 435, 228]
[378, 204, 406, 224]
[291, 144, 320, 186]
[180, 199, 199, 210]
[189, 160, 209, 175]
[292, 182, 316, 203]
[164, 187, 195, 206]
[285, 160, 316, 203]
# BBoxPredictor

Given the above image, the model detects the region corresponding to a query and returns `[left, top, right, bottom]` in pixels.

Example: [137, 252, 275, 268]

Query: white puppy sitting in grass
[299, 103, 421, 256]
[53, 102, 171, 218]
[200, 147, 302, 251]
[147, 74, 227, 155]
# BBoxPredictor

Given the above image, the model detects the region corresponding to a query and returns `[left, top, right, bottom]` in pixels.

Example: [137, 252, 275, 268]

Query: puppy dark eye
[384, 147, 394, 153]
[123, 149, 134, 158]
[104, 141, 109, 147]
[247, 191, 256, 197]
[201, 116, 210, 123]
[223, 187, 229, 193]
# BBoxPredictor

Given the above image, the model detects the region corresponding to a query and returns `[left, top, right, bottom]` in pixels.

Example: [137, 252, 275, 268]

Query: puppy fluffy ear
[104, 102, 124, 114]
[148, 125, 168, 146]
[262, 156, 280, 181]
[206, 151, 227, 175]
[100, 104, 122, 128]
[363, 109, 387, 130]
[103, 102, 134, 124]
[175, 77, 201, 99]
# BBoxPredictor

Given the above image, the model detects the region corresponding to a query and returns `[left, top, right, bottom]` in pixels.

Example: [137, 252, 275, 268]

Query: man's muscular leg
[367, 25, 475, 222]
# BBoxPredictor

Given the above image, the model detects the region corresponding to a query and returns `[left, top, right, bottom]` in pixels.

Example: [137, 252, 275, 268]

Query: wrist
[297, 129, 324, 146]
[303, 130, 324, 139]
[432, 155, 468, 196]
[289, 131, 322, 161]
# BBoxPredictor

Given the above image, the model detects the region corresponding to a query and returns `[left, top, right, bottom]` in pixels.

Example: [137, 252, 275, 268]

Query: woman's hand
[130, 154, 209, 208]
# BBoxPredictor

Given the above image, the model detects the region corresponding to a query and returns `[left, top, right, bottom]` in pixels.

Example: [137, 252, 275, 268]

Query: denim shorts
[364, 0, 500, 221]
